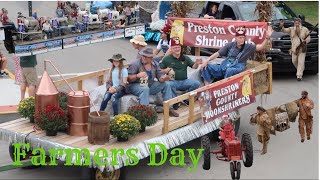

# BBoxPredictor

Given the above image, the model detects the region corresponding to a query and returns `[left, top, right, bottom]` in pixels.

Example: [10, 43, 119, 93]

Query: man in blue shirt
[201, 26, 273, 85]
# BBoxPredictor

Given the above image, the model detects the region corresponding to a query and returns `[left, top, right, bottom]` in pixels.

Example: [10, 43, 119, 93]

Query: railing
[162, 62, 273, 134]
[52, 62, 273, 136]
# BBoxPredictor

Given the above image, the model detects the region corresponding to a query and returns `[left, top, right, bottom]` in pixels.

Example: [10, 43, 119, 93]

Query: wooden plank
[163, 93, 190, 106]
[62, 136, 88, 145]
[98, 75, 104, 86]
[195, 47, 200, 56]
[267, 62, 272, 94]
[188, 93, 196, 124]
[78, 80, 83, 91]
[53, 69, 109, 87]
[1, 121, 31, 129]
[251, 63, 268, 74]
[168, 111, 201, 132]
[0, 118, 27, 128]
[162, 102, 170, 134]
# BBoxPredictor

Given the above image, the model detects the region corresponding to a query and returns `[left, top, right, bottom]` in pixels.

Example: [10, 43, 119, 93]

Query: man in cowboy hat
[127, 47, 179, 117]
[130, 35, 147, 61]
[280, 18, 311, 81]
[294, 90, 314, 142]
[160, 37, 201, 109]
[201, 25, 273, 85]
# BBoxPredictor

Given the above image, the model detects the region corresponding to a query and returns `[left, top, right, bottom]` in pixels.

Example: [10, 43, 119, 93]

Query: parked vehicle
[196, 1, 318, 74]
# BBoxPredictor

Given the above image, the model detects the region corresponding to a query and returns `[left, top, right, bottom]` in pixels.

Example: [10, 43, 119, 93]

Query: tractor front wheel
[8, 143, 41, 169]
[241, 133, 253, 167]
[236, 161, 241, 179]
[201, 135, 211, 170]
[230, 162, 236, 180]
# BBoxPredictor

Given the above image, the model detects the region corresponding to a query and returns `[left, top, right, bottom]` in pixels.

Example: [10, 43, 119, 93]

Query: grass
[285, 1, 318, 25]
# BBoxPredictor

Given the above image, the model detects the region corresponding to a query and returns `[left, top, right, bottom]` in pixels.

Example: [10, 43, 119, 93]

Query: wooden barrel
[88, 111, 110, 145]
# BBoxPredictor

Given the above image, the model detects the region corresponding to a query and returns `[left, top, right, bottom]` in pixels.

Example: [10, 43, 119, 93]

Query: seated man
[0, 52, 8, 76]
[127, 47, 179, 117]
[201, 26, 272, 85]
[160, 37, 201, 109]
[153, 24, 171, 63]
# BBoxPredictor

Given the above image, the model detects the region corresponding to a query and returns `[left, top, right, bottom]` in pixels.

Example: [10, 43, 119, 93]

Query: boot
[261, 141, 268, 155]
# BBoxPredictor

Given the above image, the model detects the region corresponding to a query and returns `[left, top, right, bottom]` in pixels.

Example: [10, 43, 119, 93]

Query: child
[100, 54, 128, 116]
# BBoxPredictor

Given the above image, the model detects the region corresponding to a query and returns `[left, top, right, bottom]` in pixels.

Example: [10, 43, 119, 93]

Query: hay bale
[286, 101, 299, 122]
[245, 61, 269, 95]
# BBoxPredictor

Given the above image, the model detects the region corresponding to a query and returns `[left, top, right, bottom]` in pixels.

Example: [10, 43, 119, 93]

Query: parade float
[0, 15, 301, 180]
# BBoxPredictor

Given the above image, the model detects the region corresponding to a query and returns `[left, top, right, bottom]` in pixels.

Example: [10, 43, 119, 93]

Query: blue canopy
[91, 1, 113, 9]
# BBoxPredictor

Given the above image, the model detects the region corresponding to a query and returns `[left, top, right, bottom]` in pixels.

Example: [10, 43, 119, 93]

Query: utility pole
[28, 1, 32, 17]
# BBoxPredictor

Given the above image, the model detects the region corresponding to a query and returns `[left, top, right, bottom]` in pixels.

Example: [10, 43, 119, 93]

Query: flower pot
[29, 116, 35, 123]
[139, 125, 146, 133]
[46, 129, 58, 136]
[117, 136, 128, 142]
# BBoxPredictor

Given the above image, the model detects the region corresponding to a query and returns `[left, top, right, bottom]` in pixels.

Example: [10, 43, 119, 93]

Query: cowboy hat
[130, 35, 147, 46]
[108, 54, 126, 62]
[139, 48, 154, 58]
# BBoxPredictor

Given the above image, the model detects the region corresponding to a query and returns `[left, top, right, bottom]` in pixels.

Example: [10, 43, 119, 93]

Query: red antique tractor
[201, 119, 253, 180]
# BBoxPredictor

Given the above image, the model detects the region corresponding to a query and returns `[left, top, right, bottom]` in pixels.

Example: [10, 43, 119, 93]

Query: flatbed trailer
[0, 61, 272, 179]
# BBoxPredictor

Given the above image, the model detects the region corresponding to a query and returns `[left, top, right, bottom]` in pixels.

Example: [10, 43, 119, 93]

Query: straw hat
[130, 35, 147, 46]
[108, 54, 126, 62]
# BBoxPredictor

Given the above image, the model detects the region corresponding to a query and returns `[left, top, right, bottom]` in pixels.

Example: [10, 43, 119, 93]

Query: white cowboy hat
[130, 35, 147, 46]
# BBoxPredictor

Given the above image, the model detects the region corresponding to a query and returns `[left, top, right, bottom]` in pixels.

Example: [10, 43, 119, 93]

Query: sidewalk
[0, 70, 23, 114]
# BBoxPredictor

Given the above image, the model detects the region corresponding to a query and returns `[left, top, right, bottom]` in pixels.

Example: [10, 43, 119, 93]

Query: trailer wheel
[236, 161, 241, 179]
[201, 135, 211, 170]
[90, 168, 121, 180]
[230, 162, 236, 180]
[8, 143, 41, 169]
[241, 133, 253, 167]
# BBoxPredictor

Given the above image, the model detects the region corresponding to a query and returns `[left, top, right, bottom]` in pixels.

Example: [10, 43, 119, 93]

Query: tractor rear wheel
[241, 133, 253, 167]
[201, 135, 211, 170]
[236, 161, 241, 179]
[230, 162, 236, 180]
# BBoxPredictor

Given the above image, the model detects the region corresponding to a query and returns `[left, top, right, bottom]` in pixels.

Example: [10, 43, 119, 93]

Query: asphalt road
[0, 36, 318, 179]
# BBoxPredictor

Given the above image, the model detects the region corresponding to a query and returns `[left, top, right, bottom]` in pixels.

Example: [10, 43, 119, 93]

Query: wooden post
[188, 92, 196, 124]
[162, 101, 170, 134]
[267, 62, 272, 94]
[195, 47, 200, 57]
[78, 80, 83, 90]
[98, 75, 104, 86]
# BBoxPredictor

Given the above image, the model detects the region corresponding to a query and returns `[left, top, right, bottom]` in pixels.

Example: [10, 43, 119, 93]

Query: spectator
[42, 20, 53, 39]
[204, 4, 218, 19]
[0, 52, 8, 76]
[20, 55, 38, 100]
[124, 5, 132, 25]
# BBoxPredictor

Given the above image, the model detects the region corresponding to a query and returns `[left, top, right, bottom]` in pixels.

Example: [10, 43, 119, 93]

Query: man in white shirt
[42, 20, 53, 39]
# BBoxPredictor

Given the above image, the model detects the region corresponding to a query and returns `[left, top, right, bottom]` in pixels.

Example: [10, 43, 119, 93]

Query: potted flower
[126, 105, 158, 132]
[34, 105, 68, 136]
[110, 114, 141, 142]
[17, 96, 36, 123]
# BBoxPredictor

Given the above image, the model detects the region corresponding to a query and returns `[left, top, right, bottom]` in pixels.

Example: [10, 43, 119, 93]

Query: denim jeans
[168, 79, 201, 97]
[202, 60, 246, 82]
[99, 90, 125, 115]
[128, 81, 174, 105]
[44, 30, 53, 38]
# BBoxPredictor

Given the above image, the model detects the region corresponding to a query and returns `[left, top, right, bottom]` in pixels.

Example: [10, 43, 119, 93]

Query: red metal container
[35, 70, 59, 117]
[67, 90, 90, 136]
